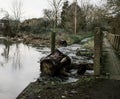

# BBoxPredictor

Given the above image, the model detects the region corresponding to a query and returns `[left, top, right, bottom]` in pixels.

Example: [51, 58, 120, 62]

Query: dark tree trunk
[70, 63, 93, 70]
[40, 49, 71, 76]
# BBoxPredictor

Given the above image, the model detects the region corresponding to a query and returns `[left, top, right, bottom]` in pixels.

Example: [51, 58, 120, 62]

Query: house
[0, 9, 9, 29]
[0, 19, 9, 31]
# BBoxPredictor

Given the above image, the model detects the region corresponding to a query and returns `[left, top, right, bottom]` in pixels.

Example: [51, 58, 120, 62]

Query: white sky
[0, 0, 104, 20]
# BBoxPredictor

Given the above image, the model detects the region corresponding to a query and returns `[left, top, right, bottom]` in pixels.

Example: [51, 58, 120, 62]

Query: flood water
[0, 37, 93, 99]
[0, 38, 50, 99]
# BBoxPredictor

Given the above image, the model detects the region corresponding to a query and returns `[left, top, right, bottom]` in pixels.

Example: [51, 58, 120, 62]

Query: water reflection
[12, 44, 22, 70]
[0, 38, 50, 99]
[0, 39, 22, 70]
[2, 39, 10, 62]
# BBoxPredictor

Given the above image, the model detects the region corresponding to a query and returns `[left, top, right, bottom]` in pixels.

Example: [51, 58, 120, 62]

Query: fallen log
[40, 49, 71, 76]
[70, 63, 93, 70]
[70, 63, 93, 75]
[76, 49, 94, 58]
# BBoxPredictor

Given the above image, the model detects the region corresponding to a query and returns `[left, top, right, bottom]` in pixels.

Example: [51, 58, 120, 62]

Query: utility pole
[74, 0, 77, 35]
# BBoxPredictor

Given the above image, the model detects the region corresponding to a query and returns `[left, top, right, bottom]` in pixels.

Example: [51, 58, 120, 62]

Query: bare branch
[11, 0, 23, 21]
[47, 0, 63, 30]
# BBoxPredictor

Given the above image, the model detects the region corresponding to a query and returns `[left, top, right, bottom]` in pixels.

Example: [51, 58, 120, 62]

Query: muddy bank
[2, 32, 94, 47]
[1, 34, 50, 46]
[17, 77, 120, 99]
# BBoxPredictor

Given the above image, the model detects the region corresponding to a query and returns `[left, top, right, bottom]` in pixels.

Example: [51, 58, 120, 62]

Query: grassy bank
[56, 32, 94, 45]
[0, 32, 94, 47]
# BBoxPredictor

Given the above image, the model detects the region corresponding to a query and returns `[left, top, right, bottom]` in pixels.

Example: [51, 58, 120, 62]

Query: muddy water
[0, 38, 50, 99]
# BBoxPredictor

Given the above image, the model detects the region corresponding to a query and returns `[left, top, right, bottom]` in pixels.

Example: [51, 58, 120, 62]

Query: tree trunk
[40, 49, 71, 76]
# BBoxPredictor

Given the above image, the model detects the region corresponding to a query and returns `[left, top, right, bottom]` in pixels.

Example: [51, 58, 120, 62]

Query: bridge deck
[103, 38, 120, 80]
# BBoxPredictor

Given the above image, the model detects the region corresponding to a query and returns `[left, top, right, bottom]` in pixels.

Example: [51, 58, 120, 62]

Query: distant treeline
[1, 0, 120, 37]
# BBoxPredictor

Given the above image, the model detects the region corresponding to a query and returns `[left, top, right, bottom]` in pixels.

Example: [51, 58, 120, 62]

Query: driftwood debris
[71, 63, 93, 70]
[58, 40, 67, 47]
[71, 63, 93, 75]
[40, 49, 71, 76]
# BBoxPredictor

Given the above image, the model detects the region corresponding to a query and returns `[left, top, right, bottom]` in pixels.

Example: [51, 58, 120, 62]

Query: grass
[56, 32, 94, 45]
[82, 37, 94, 50]
[70, 32, 93, 44]
[21, 32, 94, 46]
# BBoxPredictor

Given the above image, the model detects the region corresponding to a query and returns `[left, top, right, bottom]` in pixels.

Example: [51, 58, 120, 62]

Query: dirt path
[17, 78, 120, 99]
[103, 38, 120, 80]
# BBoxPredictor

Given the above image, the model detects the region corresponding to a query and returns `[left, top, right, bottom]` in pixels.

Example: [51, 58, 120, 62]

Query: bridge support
[94, 27, 103, 76]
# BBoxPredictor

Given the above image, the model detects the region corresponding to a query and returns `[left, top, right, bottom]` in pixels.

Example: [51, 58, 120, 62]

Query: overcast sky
[0, 0, 104, 20]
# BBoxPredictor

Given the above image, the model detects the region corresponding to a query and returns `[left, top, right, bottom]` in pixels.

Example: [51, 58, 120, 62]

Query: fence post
[51, 31, 56, 52]
[116, 36, 120, 50]
[94, 27, 102, 76]
[119, 37, 120, 50]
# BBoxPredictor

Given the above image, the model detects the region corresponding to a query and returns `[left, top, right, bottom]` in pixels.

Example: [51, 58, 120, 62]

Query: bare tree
[78, 0, 108, 31]
[106, 0, 120, 34]
[11, 0, 23, 21]
[44, 9, 54, 21]
[48, 0, 63, 31]
[47, 0, 63, 52]
[43, 9, 55, 28]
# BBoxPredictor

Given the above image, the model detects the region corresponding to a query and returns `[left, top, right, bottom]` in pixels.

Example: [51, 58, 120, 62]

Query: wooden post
[74, 0, 77, 35]
[118, 36, 120, 50]
[110, 34, 112, 43]
[107, 33, 120, 51]
[116, 36, 120, 50]
[111, 34, 114, 46]
[115, 36, 117, 49]
[51, 31, 56, 52]
[94, 27, 102, 76]
[113, 36, 116, 49]
[113, 35, 116, 48]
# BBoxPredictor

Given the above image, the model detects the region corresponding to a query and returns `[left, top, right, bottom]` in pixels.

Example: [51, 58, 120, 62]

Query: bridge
[94, 28, 120, 80]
